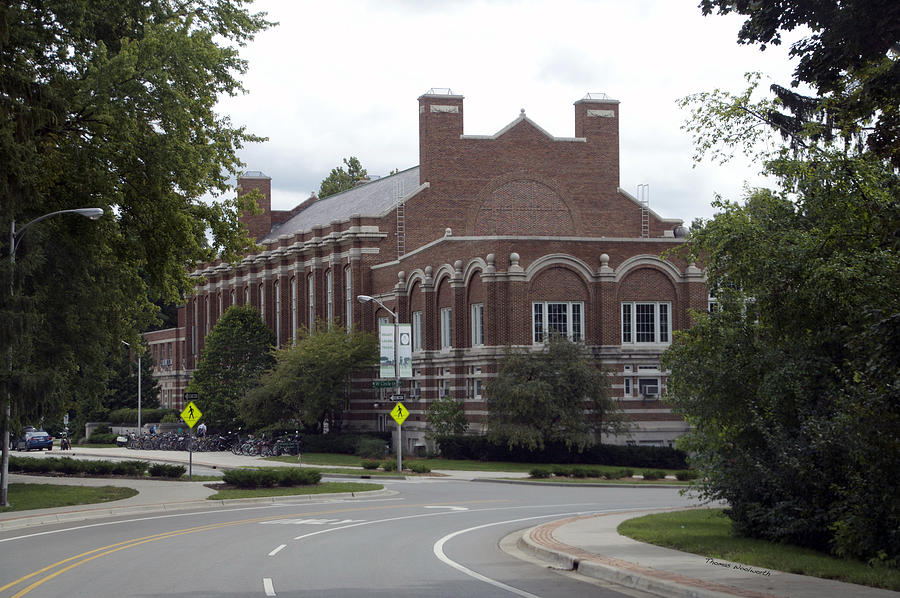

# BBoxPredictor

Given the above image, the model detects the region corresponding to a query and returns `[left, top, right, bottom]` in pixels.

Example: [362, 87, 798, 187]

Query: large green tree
[425, 396, 470, 447]
[187, 305, 275, 432]
[0, 0, 271, 504]
[318, 157, 368, 199]
[665, 1, 900, 563]
[486, 335, 626, 452]
[241, 322, 377, 434]
[699, 0, 900, 166]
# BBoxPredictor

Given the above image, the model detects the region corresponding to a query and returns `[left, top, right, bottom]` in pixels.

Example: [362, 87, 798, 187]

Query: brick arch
[465, 171, 582, 236]
[528, 265, 589, 300]
[617, 266, 678, 302]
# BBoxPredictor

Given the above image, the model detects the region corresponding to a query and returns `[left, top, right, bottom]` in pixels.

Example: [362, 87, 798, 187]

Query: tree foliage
[0, 1, 271, 439]
[699, 0, 900, 166]
[425, 396, 469, 445]
[486, 335, 626, 452]
[318, 157, 368, 199]
[240, 322, 377, 434]
[188, 306, 275, 432]
[667, 1, 900, 563]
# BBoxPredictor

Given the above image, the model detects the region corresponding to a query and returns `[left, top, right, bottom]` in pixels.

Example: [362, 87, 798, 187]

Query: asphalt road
[0, 478, 696, 598]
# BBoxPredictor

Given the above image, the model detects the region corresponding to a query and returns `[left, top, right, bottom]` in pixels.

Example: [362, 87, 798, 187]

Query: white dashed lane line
[268, 544, 286, 556]
[263, 577, 276, 596]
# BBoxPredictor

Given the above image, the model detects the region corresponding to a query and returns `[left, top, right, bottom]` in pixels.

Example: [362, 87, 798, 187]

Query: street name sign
[372, 380, 396, 388]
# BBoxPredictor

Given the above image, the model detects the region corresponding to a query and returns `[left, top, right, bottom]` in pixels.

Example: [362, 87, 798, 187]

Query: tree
[1, 1, 271, 502]
[425, 396, 469, 446]
[665, 2, 900, 562]
[187, 306, 275, 432]
[699, 0, 900, 166]
[486, 335, 626, 452]
[318, 157, 368, 198]
[240, 322, 377, 433]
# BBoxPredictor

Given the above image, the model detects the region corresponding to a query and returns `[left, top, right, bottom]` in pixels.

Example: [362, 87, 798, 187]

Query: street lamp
[3, 207, 104, 507]
[357, 294, 403, 472]
[121, 341, 142, 435]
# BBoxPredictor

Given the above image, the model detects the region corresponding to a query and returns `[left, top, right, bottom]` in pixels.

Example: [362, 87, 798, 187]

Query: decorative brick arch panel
[466, 271, 484, 304]
[407, 279, 424, 312]
[618, 267, 678, 302]
[466, 171, 582, 236]
[528, 265, 590, 300]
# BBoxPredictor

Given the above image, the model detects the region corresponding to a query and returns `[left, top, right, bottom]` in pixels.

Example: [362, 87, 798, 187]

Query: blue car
[14, 430, 53, 451]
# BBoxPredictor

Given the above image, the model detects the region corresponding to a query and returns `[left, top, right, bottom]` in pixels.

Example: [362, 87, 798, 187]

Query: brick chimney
[574, 93, 620, 187]
[418, 88, 464, 185]
[238, 171, 272, 241]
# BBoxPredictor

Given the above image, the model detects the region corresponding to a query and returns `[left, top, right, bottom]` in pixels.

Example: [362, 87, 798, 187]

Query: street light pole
[357, 294, 402, 473]
[122, 341, 142, 434]
[2, 208, 104, 507]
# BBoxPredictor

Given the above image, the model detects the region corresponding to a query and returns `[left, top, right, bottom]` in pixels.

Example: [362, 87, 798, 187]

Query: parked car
[14, 429, 53, 451]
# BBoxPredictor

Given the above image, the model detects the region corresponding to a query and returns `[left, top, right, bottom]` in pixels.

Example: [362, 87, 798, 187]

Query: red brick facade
[147, 90, 706, 450]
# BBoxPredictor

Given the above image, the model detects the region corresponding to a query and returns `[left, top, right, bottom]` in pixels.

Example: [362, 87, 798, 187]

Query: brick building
[147, 89, 706, 449]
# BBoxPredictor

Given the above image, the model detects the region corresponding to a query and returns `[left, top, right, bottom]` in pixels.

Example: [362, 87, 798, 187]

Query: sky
[216, 0, 804, 224]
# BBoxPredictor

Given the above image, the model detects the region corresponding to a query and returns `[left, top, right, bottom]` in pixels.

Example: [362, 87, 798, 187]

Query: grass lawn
[0, 483, 138, 512]
[618, 508, 899, 591]
[207, 481, 383, 500]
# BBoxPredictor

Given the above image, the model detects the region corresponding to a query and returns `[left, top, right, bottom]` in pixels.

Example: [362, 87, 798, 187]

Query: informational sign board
[180, 401, 202, 429]
[389, 402, 409, 426]
[379, 324, 413, 380]
[379, 324, 396, 379]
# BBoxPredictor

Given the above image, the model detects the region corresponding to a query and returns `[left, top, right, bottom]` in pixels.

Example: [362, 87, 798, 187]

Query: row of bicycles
[124, 431, 301, 457]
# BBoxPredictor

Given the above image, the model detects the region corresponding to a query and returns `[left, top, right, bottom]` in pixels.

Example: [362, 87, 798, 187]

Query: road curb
[471, 478, 685, 489]
[517, 514, 749, 598]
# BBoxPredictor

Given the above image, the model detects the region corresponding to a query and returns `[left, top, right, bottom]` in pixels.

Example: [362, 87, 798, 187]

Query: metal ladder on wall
[637, 184, 650, 238]
[395, 180, 406, 257]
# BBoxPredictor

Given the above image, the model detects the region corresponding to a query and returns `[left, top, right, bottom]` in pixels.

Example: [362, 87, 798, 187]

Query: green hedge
[107, 408, 179, 425]
[301, 433, 391, 455]
[437, 435, 689, 469]
[9, 456, 149, 476]
[148, 463, 186, 478]
[222, 467, 321, 488]
[87, 432, 118, 445]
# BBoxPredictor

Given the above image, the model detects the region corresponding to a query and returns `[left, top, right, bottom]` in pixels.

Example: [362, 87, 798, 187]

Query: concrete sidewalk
[518, 509, 898, 598]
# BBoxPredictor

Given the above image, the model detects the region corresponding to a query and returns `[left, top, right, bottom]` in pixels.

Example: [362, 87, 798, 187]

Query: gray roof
[261, 166, 420, 243]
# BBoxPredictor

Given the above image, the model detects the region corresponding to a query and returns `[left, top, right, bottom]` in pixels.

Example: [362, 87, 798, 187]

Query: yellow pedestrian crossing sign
[180, 401, 202, 429]
[390, 402, 409, 426]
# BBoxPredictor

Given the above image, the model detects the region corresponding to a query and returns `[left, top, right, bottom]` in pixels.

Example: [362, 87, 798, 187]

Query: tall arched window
[259, 282, 265, 321]
[326, 270, 333, 324]
[344, 265, 352, 331]
[291, 276, 297, 344]
[274, 280, 281, 348]
[307, 273, 315, 330]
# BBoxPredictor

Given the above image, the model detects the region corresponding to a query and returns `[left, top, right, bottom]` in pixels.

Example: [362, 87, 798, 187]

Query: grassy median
[207, 481, 383, 500]
[0, 483, 138, 512]
[618, 508, 899, 591]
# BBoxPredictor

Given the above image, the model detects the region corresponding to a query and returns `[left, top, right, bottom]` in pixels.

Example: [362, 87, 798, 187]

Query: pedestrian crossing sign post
[388, 402, 408, 473]
[180, 401, 202, 429]
[180, 401, 202, 481]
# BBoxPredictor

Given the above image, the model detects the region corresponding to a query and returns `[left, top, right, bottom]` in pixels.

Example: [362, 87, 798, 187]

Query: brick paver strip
[533, 512, 780, 598]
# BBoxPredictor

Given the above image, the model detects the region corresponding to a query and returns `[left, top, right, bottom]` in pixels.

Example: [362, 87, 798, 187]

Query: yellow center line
[3, 499, 508, 596]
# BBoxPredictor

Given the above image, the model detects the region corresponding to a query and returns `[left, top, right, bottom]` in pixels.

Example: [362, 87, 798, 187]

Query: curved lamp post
[2, 207, 104, 507]
[357, 294, 403, 473]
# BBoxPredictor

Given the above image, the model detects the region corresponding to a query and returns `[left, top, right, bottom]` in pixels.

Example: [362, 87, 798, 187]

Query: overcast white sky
[217, 0, 802, 224]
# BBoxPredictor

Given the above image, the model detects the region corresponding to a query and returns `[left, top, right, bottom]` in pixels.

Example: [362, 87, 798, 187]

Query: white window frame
[440, 307, 452, 350]
[638, 377, 660, 397]
[471, 303, 484, 347]
[532, 301, 584, 343]
[412, 311, 423, 352]
[621, 302, 671, 344]
[624, 377, 632, 398]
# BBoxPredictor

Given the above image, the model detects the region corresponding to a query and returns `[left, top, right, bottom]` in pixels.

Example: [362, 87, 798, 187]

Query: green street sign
[372, 380, 396, 388]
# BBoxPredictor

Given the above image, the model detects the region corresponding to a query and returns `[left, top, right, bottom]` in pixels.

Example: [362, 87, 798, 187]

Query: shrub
[56, 457, 82, 475]
[361, 459, 380, 470]
[356, 437, 388, 459]
[87, 432, 117, 445]
[552, 465, 572, 477]
[570, 466, 590, 478]
[407, 462, 431, 474]
[380, 458, 397, 472]
[149, 463, 186, 478]
[223, 469, 258, 488]
[675, 470, 699, 481]
[605, 468, 633, 480]
[529, 467, 552, 479]
[222, 467, 321, 488]
[641, 470, 667, 480]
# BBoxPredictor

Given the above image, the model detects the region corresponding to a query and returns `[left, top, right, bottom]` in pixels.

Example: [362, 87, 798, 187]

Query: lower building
[146, 89, 707, 448]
